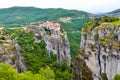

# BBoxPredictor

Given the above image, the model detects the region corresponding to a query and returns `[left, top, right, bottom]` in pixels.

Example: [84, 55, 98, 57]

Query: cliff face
[80, 22, 120, 80]
[40, 21, 71, 65]
[0, 40, 27, 73]
[25, 21, 71, 65]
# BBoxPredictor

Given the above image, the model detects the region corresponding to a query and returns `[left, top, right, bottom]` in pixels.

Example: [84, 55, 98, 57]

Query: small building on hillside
[40, 21, 60, 31]
[59, 17, 72, 23]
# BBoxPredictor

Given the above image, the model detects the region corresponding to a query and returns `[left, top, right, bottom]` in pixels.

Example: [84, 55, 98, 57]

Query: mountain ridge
[0, 6, 93, 27]
[105, 8, 120, 17]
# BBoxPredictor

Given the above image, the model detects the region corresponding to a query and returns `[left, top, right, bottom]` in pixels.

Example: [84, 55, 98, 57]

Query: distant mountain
[0, 6, 93, 27]
[105, 9, 120, 17]
[95, 12, 104, 15]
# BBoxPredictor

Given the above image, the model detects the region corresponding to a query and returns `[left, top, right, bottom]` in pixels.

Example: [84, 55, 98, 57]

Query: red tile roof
[41, 21, 60, 30]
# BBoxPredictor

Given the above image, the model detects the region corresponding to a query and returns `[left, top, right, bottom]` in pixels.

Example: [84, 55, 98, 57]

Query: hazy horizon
[0, 0, 120, 13]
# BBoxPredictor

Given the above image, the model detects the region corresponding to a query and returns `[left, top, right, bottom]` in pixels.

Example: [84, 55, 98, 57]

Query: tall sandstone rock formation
[80, 21, 120, 80]
[0, 35, 27, 73]
[40, 21, 71, 66]
[26, 21, 71, 66]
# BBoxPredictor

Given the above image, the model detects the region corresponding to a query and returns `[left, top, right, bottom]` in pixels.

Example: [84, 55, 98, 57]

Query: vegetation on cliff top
[83, 16, 120, 34]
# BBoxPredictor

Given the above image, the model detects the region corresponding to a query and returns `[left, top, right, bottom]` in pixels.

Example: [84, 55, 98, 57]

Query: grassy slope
[83, 16, 120, 35]
[110, 20, 120, 26]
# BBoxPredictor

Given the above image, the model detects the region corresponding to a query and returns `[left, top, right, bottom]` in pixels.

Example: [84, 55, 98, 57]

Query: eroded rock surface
[0, 40, 27, 73]
[40, 21, 71, 65]
[80, 23, 120, 80]
[25, 21, 71, 65]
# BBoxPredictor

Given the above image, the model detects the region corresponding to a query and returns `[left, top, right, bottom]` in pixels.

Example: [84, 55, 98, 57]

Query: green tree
[39, 67, 55, 80]
[101, 73, 108, 80]
[0, 63, 55, 80]
[114, 74, 120, 80]
[0, 63, 18, 80]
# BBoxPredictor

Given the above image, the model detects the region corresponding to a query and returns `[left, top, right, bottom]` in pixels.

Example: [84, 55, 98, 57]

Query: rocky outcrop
[25, 21, 71, 65]
[40, 21, 71, 65]
[80, 23, 120, 80]
[0, 40, 27, 73]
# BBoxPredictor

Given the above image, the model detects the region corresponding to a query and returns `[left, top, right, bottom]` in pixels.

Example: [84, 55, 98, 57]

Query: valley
[0, 7, 120, 80]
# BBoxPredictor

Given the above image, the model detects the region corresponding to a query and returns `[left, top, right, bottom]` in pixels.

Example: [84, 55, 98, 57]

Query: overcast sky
[0, 0, 120, 13]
